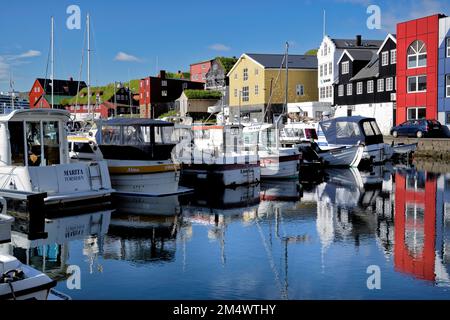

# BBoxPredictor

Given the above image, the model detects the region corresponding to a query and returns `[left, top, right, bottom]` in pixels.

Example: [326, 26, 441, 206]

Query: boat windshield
[9, 120, 61, 166]
[101, 124, 175, 145]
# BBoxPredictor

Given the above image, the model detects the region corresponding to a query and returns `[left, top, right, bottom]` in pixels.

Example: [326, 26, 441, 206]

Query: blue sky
[1, 0, 450, 93]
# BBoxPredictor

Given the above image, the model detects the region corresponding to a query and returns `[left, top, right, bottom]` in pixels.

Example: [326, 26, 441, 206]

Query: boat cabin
[317, 116, 384, 146]
[93, 118, 176, 161]
[0, 109, 69, 167]
[191, 124, 245, 154]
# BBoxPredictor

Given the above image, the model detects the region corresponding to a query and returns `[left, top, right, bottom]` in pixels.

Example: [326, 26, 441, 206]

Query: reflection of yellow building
[227, 53, 318, 121]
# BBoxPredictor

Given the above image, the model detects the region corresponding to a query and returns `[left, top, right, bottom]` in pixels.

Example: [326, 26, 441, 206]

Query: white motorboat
[316, 116, 394, 164]
[280, 121, 318, 147]
[175, 124, 260, 187]
[304, 143, 364, 167]
[243, 123, 300, 179]
[0, 109, 113, 206]
[69, 118, 185, 197]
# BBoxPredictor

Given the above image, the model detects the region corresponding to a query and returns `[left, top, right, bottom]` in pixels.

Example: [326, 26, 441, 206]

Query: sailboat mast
[87, 13, 91, 120]
[285, 41, 289, 112]
[51, 16, 54, 109]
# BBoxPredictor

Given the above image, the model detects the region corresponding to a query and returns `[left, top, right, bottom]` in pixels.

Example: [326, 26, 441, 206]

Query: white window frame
[242, 86, 249, 102]
[381, 51, 389, 66]
[243, 68, 248, 81]
[386, 77, 394, 91]
[367, 80, 374, 93]
[391, 49, 397, 64]
[357, 82, 363, 95]
[324, 64, 327, 76]
[342, 61, 349, 75]
[320, 65, 323, 77]
[338, 85, 344, 97]
[446, 75, 450, 98]
[255, 85, 259, 96]
[161, 80, 167, 87]
[329, 62, 332, 75]
[377, 79, 384, 92]
[407, 107, 426, 120]
[407, 40, 427, 69]
[347, 83, 353, 96]
[407, 75, 427, 93]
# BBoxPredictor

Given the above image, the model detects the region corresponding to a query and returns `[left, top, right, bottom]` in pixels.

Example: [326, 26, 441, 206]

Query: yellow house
[227, 53, 318, 121]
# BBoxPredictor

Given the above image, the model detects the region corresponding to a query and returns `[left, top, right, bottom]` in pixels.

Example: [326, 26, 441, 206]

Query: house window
[324, 64, 327, 76]
[391, 49, 397, 64]
[386, 77, 394, 91]
[234, 73, 238, 80]
[202, 64, 206, 69]
[342, 61, 349, 75]
[146, 92, 149, 98]
[408, 75, 427, 93]
[320, 87, 324, 99]
[447, 38, 450, 57]
[367, 80, 374, 93]
[377, 79, 384, 92]
[296, 84, 304, 96]
[407, 40, 427, 68]
[357, 82, 363, 95]
[234, 88, 238, 97]
[255, 68, 259, 75]
[140, 81, 143, 88]
[324, 43, 328, 56]
[446, 75, 450, 97]
[255, 85, 259, 96]
[315, 111, 323, 119]
[327, 86, 332, 98]
[243, 68, 248, 81]
[320, 65, 323, 77]
[407, 107, 426, 120]
[338, 85, 344, 97]
[381, 51, 389, 66]
[161, 80, 167, 86]
[446, 112, 450, 124]
[162, 90, 167, 97]
[242, 86, 249, 102]
[329, 62, 332, 74]
[347, 83, 353, 96]
[140, 93, 143, 99]
[202, 73, 206, 80]
[146, 79, 149, 85]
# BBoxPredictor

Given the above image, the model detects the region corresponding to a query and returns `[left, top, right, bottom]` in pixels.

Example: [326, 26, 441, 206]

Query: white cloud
[114, 52, 142, 62]
[208, 43, 231, 51]
[16, 50, 41, 59]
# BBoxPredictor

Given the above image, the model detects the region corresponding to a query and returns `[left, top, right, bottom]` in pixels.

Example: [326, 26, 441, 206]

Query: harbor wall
[385, 136, 450, 160]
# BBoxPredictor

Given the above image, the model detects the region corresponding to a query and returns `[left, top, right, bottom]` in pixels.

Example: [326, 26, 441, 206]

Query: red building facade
[190, 60, 212, 83]
[396, 15, 442, 124]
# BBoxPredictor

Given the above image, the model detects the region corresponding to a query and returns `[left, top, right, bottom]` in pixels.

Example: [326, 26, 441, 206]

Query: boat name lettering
[64, 169, 85, 182]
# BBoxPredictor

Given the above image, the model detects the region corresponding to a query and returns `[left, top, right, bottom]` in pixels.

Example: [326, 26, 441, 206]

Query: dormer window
[408, 40, 427, 68]
[391, 49, 397, 64]
[342, 61, 349, 75]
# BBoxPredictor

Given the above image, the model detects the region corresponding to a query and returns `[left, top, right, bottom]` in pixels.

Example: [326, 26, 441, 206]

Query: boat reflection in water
[104, 194, 182, 264]
[0, 210, 111, 280]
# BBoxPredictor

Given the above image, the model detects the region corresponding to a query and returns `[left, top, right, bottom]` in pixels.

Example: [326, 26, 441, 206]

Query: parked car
[390, 119, 442, 138]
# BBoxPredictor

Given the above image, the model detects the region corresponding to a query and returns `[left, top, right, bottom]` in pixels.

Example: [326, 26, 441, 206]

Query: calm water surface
[2, 163, 450, 299]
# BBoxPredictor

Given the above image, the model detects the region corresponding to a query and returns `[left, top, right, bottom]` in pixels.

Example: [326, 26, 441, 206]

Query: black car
[390, 119, 442, 138]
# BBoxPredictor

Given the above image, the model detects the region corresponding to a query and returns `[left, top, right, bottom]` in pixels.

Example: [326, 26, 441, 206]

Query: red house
[29, 78, 86, 109]
[190, 60, 212, 83]
[396, 14, 443, 124]
[139, 70, 204, 118]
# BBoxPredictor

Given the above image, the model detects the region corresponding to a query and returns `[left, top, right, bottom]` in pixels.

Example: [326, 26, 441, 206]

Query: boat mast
[9, 72, 14, 111]
[87, 13, 92, 120]
[51, 16, 54, 109]
[284, 41, 289, 115]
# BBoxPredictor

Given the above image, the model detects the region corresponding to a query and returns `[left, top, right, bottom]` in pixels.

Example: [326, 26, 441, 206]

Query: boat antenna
[51, 16, 54, 109]
[75, 19, 87, 121]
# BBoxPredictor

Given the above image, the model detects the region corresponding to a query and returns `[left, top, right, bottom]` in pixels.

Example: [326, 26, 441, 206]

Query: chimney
[69, 77, 74, 81]
[159, 70, 166, 79]
[356, 35, 362, 47]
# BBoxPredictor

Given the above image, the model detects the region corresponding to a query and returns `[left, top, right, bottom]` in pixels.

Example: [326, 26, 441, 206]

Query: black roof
[37, 78, 86, 96]
[246, 53, 317, 69]
[345, 49, 377, 61]
[331, 38, 383, 49]
[97, 118, 174, 127]
[350, 56, 379, 81]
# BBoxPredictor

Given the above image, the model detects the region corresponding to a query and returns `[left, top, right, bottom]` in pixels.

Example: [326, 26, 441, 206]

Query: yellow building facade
[227, 53, 318, 121]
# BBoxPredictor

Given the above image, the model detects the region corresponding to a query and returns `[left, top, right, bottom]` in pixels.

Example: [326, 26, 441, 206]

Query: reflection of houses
[435, 174, 450, 284]
[394, 171, 437, 281]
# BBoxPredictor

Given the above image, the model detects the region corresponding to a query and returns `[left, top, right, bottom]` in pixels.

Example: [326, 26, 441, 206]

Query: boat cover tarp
[319, 116, 383, 145]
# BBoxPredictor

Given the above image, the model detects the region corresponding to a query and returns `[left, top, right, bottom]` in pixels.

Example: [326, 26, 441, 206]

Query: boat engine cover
[0, 254, 21, 274]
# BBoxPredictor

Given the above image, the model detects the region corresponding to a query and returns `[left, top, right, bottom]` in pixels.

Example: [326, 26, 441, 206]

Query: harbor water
[2, 162, 450, 300]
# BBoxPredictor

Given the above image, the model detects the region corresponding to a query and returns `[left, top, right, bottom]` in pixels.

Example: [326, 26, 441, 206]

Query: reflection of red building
[394, 172, 437, 281]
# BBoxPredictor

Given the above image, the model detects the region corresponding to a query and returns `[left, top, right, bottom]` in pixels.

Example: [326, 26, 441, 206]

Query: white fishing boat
[69, 118, 185, 197]
[175, 124, 261, 187]
[243, 123, 300, 179]
[0, 109, 113, 206]
[306, 143, 364, 167]
[317, 116, 394, 164]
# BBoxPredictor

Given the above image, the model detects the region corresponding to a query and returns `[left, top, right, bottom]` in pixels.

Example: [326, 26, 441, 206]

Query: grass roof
[216, 56, 238, 73]
[184, 89, 222, 100]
